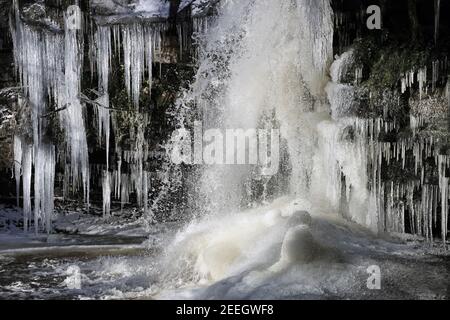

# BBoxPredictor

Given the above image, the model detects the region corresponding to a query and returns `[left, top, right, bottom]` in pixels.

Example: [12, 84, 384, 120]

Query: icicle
[10, 1, 60, 232]
[102, 170, 111, 218]
[354, 67, 362, 85]
[121, 23, 154, 109]
[116, 154, 122, 199]
[432, 60, 439, 92]
[93, 26, 112, 163]
[447, 81, 450, 130]
[33, 143, 55, 234]
[60, 9, 90, 202]
[143, 171, 149, 216]
[13, 135, 22, 207]
[120, 173, 129, 212]
[438, 155, 448, 248]
[177, 24, 183, 60]
[434, 0, 441, 44]
[418, 67, 427, 99]
[22, 144, 32, 232]
[96, 93, 110, 170]
[145, 26, 154, 96]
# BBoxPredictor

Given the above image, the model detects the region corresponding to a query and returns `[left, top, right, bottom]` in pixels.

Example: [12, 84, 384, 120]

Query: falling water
[161, 0, 336, 284]
[172, 0, 333, 218]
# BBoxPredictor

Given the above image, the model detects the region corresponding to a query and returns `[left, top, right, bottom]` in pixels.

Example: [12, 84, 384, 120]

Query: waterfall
[172, 0, 333, 217]
[162, 0, 337, 283]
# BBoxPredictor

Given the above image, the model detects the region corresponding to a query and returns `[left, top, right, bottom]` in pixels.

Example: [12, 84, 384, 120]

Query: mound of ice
[279, 225, 317, 264]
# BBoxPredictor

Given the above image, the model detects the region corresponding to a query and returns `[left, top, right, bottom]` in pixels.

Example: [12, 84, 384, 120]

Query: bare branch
[40, 104, 68, 118]
[79, 92, 128, 112]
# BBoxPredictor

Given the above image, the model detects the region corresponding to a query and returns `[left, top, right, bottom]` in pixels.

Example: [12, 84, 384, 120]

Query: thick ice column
[10, 1, 60, 232]
[33, 143, 55, 234]
[120, 173, 129, 212]
[143, 171, 149, 216]
[22, 144, 32, 232]
[60, 7, 90, 202]
[95, 26, 112, 170]
[96, 94, 111, 170]
[438, 155, 448, 247]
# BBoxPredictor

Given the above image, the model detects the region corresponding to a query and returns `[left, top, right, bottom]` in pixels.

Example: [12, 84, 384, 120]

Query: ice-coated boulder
[280, 225, 317, 264]
[287, 210, 312, 227]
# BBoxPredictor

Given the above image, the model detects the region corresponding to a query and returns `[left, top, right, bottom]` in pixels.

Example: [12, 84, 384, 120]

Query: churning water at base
[1, 205, 448, 300]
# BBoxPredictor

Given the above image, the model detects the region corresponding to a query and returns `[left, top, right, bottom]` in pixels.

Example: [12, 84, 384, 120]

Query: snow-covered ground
[0, 204, 177, 299]
[0, 204, 152, 250]
[0, 200, 448, 300]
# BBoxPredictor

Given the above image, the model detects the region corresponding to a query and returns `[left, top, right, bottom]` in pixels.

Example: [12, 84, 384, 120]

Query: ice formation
[94, 26, 112, 170]
[61, 9, 90, 202]
[22, 143, 32, 232]
[435, 0, 441, 44]
[11, 0, 89, 232]
[10, 0, 59, 233]
[13, 135, 22, 207]
[102, 171, 111, 217]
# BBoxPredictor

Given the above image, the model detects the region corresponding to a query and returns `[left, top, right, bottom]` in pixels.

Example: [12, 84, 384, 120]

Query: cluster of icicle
[319, 114, 449, 247]
[88, 21, 167, 109]
[324, 45, 449, 246]
[88, 21, 163, 218]
[11, 0, 88, 233]
[401, 57, 447, 99]
[91, 14, 213, 218]
[11, 0, 214, 229]
[89, 21, 168, 218]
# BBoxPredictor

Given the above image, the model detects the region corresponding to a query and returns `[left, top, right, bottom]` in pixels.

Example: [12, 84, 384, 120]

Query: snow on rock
[134, 0, 171, 17]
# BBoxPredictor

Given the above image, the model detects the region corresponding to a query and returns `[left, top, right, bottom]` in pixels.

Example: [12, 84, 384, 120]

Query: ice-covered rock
[279, 225, 317, 264]
[287, 210, 312, 227]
